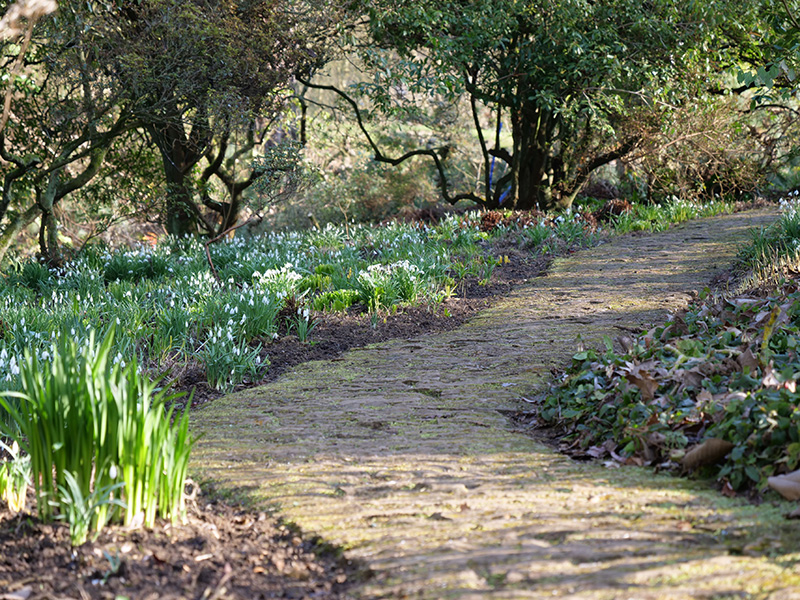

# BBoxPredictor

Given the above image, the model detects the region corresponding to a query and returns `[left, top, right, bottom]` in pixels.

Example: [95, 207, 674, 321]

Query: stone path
[192, 208, 800, 599]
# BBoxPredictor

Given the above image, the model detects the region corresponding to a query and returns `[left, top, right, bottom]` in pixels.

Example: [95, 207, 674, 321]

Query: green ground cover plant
[539, 196, 800, 494]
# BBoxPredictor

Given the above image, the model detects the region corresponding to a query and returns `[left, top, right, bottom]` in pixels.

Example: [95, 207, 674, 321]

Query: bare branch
[298, 77, 484, 206]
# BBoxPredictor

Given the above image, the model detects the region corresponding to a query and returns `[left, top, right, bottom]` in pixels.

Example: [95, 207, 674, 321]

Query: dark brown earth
[0, 487, 353, 600]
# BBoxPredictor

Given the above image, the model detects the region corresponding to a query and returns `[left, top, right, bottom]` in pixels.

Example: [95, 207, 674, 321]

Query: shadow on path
[192, 209, 800, 599]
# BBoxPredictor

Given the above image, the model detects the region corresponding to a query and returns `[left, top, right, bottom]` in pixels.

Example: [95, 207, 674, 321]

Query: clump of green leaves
[540, 285, 800, 493]
[0, 327, 196, 545]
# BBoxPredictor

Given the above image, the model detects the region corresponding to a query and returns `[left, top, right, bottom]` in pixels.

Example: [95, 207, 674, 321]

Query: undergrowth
[539, 197, 798, 495]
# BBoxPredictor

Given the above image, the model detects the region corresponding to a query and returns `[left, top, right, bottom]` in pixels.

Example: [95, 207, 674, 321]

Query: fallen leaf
[762, 363, 781, 388]
[681, 439, 735, 470]
[775, 468, 800, 484]
[586, 445, 609, 459]
[762, 305, 782, 347]
[643, 327, 657, 349]
[696, 389, 714, 404]
[617, 335, 634, 354]
[0, 588, 32, 600]
[768, 474, 800, 501]
[676, 366, 704, 390]
[736, 346, 759, 372]
[727, 297, 761, 308]
[621, 361, 659, 402]
[721, 481, 737, 498]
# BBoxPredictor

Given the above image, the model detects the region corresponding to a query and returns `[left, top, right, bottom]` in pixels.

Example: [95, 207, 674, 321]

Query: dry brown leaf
[754, 310, 771, 324]
[768, 474, 800, 501]
[696, 389, 714, 404]
[736, 346, 759, 372]
[787, 506, 800, 520]
[621, 361, 659, 402]
[677, 366, 704, 390]
[762, 364, 781, 388]
[671, 314, 690, 336]
[586, 445, 609, 459]
[643, 327, 657, 349]
[617, 335, 634, 354]
[681, 438, 735, 470]
[727, 297, 761, 308]
[775, 469, 800, 484]
[0, 588, 33, 600]
[721, 481, 737, 498]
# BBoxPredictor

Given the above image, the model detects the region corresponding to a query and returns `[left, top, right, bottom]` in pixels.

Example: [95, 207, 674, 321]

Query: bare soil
[0, 490, 353, 600]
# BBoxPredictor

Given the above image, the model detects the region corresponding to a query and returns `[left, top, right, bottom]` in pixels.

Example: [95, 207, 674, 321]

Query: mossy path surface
[192, 208, 800, 599]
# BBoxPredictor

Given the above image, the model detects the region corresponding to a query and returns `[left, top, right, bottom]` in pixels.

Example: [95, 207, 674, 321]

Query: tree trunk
[162, 154, 198, 237]
[148, 117, 207, 237]
[37, 171, 62, 266]
[509, 107, 570, 211]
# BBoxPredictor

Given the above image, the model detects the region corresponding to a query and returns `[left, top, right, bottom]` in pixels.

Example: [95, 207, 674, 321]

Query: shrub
[0, 328, 195, 545]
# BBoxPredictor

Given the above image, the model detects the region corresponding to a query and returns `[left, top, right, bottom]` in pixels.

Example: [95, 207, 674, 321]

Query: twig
[202, 563, 234, 600]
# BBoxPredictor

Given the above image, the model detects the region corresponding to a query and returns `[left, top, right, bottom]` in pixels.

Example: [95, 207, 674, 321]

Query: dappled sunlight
[190, 209, 800, 599]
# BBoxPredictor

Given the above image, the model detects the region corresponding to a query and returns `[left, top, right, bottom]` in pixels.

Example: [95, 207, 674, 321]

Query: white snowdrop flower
[271, 332, 279, 340]
[70, 328, 76, 336]
[0, 348, 6, 360]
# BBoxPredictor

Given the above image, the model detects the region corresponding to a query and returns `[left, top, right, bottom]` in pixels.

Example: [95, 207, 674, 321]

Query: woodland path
[191, 208, 800, 599]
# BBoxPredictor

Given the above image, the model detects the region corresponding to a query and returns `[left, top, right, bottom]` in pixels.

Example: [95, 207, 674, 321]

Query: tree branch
[297, 77, 485, 206]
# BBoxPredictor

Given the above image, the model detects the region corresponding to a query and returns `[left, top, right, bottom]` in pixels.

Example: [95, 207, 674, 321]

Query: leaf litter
[537, 279, 800, 497]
